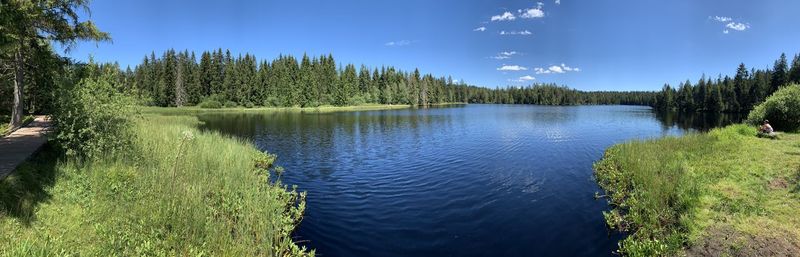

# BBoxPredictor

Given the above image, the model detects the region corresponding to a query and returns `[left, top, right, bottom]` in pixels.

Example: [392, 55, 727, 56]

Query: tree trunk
[11, 48, 24, 129]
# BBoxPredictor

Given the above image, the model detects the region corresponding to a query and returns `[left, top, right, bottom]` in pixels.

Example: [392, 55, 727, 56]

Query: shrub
[263, 97, 280, 107]
[224, 101, 238, 108]
[198, 99, 222, 109]
[747, 84, 800, 131]
[243, 101, 254, 108]
[347, 95, 366, 106]
[52, 71, 137, 160]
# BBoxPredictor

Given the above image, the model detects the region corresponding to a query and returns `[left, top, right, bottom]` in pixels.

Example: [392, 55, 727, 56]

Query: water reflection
[654, 111, 744, 132]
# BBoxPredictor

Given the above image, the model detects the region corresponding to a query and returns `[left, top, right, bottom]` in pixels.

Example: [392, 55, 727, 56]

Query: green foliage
[1, 0, 110, 127]
[347, 95, 367, 106]
[123, 49, 656, 108]
[51, 68, 138, 160]
[243, 101, 255, 108]
[1, 115, 34, 136]
[746, 84, 800, 131]
[594, 125, 800, 256]
[198, 99, 222, 109]
[0, 115, 313, 256]
[264, 96, 281, 107]
[654, 52, 800, 113]
[224, 100, 238, 108]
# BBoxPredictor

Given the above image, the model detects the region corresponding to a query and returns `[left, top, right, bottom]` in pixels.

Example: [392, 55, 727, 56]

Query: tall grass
[595, 124, 800, 256]
[0, 115, 313, 256]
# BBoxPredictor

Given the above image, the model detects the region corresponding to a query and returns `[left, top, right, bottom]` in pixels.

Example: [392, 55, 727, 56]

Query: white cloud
[473, 26, 487, 32]
[555, 0, 561, 5]
[491, 11, 516, 21]
[534, 63, 580, 74]
[711, 16, 749, 34]
[712, 16, 732, 22]
[518, 3, 545, 19]
[497, 65, 528, 71]
[491, 51, 519, 59]
[385, 40, 413, 47]
[725, 22, 749, 31]
[508, 75, 536, 83]
[499, 30, 532, 36]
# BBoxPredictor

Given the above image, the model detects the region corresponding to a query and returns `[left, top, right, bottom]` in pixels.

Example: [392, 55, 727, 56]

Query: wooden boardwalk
[0, 116, 51, 180]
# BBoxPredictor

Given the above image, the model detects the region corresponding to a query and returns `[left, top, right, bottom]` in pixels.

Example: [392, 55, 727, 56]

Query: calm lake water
[196, 105, 740, 257]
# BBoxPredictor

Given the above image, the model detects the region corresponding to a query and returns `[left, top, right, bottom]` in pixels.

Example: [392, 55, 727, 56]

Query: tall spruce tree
[771, 53, 789, 94]
[789, 54, 800, 85]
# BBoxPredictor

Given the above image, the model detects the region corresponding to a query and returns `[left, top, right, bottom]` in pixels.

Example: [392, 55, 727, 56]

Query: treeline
[654, 53, 800, 113]
[469, 86, 655, 105]
[121, 49, 473, 107]
[112, 49, 653, 108]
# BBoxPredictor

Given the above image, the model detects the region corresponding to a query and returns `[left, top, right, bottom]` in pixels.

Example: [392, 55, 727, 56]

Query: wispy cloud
[710, 16, 749, 34]
[555, 0, 561, 5]
[534, 63, 580, 74]
[499, 30, 532, 36]
[508, 75, 536, 83]
[491, 51, 519, 60]
[518, 2, 545, 19]
[712, 16, 732, 22]
[473, 26, 487, 32]
[497, 65, 528, 71]
[491, 11, 516, 21]
[725, 22, 749, 31]
[385, 40, 414, 47]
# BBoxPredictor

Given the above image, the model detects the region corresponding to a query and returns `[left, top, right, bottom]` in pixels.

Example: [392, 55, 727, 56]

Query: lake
[196, 104, 740, 257]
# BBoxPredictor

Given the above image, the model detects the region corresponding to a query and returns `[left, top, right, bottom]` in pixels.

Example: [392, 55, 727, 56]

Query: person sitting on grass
[758, 120, 776, 138]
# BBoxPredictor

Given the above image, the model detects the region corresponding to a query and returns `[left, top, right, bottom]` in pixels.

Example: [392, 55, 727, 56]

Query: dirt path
[0, 116, 51, 180]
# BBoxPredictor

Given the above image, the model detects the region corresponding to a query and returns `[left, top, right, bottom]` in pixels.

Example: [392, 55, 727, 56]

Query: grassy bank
[141, 103, 412, 115]
[594, 124, 800, 256]
[0, 115, 312, 256]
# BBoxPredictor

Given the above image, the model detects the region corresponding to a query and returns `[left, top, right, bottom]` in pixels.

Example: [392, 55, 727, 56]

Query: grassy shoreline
[0, 114, 312, 256]
[141, 103, 414, 115]
[594, 124, 800, 256]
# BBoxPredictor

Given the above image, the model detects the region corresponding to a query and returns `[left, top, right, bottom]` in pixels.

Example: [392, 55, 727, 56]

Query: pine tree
[199, 51, 213, 98]
[771, 53, 789, 94]
[789, 54, 800, 84]
[174, 51, 187, 106]
[733, 63, 750, 110]
[299, 54, 315, 107]
[337, 64, 358, 105]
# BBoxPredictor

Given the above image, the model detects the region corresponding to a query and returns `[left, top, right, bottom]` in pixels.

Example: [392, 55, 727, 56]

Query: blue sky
[66, 0, 800, 91]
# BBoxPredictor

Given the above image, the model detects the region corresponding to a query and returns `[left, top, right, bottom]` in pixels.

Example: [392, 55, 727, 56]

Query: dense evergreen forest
[653, 53, 800, 113]
[91, 49, 655, 108]
[3, 48, 798, 116]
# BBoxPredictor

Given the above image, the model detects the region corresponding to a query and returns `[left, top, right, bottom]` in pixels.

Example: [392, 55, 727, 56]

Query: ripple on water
[193, 105, 724, 257]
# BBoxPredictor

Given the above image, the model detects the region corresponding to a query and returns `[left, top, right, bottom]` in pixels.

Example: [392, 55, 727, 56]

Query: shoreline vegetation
[594, 85, 800, 256]
[0, 114, 313, 256]
[141, 102, 468, 115]
[141, 103, 420, 115]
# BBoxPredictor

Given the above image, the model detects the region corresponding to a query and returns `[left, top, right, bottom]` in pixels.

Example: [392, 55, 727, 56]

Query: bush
[243, 101, 254, 108]
[263, 97, 280, 107]
[347, 95, 366, 106]
[224, 101, 238, 108]
[747, 84, 800, 131]
[52, 71, 137, 160]
[198, 99, 222, 109]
